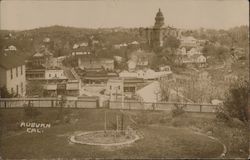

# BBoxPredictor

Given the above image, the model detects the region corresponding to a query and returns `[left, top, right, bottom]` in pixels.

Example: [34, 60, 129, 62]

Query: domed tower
[154, 8, 164, 28]
[143, 8, 179, 49]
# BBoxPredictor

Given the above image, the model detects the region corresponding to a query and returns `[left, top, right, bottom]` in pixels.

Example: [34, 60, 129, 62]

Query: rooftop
[0, 52, 25, 69]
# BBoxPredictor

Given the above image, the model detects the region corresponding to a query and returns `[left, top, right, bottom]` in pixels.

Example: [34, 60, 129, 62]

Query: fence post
[96, 99, 99, 108]
[75, 100, 77, 108]
[200, 105, 202, 112]
[4, 101, 6, 108]
[51, 100, 54, 108]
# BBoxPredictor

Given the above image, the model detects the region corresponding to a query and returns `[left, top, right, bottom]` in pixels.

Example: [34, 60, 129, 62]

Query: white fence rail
[0, 98, 218, 113]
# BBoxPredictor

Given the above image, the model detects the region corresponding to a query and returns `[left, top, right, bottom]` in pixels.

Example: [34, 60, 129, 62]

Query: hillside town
[0, 9, 248, 106]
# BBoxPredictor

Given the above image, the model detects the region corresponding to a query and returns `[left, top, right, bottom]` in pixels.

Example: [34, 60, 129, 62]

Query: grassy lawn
[0, 108, 248, 159]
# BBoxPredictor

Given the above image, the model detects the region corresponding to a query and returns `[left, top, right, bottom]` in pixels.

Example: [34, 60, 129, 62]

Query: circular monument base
[70, 130, 140, 146]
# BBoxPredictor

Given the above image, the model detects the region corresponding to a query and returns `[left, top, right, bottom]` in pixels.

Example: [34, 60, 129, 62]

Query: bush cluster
[23, 103, 41, 119]
[171, 104, 186, 118]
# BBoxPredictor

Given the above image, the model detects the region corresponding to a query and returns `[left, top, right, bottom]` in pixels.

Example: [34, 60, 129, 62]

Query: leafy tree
[163, 35, 180, 52]
[159, 79, 171, 101]
[62, 56, 78, 67]
[216, 46, 229, 60]
[202, 43, 229, 61]
[24, 102, 41, 119]
[0, 86, 13, 98]
[222, 80, 248, 123]
[26, 81, 44, 97]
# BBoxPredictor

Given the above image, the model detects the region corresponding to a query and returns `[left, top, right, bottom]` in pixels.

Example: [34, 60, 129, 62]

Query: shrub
[0, 86, 13, 98]
[56, 107, 72, 123]
[135, 111, 153, 125]
[171, 117, 189, 127]
[215, 104, 233, 123]
[23, 103, 41, 119]
[171, 118, 183, 127]
[171, 104, 186, 118]
[222, 80, 248, 124]
[159, 113, 172, 124]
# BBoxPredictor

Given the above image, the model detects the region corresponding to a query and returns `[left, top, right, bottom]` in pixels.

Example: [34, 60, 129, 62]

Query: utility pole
[122, 77, 124, 109]
[121, 113, 124, 133]
[116, 88, 117, 100]
[104, 111, 107, 134]
[116, 114, 119, 135]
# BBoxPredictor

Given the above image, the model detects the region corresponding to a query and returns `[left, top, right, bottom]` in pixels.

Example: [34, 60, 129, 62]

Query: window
[21, 82, 23, 94]
[21, 66, 23, 75]
[11, 88, 14, 94]
[16, 67, 18, 77]
[16, 85, 19, 95]
[110, 86, 112, 90]
[118, 86, 120, 90]
[49, 74, 51, 77]
[10, 68, 13, 79]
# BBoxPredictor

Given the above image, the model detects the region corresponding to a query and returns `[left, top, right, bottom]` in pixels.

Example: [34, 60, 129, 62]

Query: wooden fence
[0, 98, 218, 113]
[109, 101, 217, 113]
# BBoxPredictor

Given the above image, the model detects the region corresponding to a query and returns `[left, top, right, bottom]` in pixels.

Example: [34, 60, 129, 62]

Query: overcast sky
[0, 0, 249, 30]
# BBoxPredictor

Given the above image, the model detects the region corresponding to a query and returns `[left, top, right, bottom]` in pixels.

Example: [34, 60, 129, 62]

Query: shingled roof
[0, 52, 25, 69]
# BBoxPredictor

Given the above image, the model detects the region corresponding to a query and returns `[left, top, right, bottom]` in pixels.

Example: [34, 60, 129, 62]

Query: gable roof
[33, 52, 43, 57]
[0, 52, 25, 69]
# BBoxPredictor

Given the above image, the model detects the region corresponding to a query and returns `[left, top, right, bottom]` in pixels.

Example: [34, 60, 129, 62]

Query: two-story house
[0, 53, 26, 97]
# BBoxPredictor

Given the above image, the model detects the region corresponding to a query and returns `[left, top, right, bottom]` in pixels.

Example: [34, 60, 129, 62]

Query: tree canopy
[223, 80, 248, 123]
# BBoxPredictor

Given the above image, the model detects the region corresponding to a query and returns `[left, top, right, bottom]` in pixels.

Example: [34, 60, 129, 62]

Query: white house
[79, 42, 88, 47]
[4, 45, 17, 51]
[127, 60, 137, 71]
[73, 44, 80, 49]
[211, 99, 223, 105]
[137, 56, 149, 68]
[105, 78, 123, 99]
[78, 57, 114, 70]
[72, 51, 91, 56]
[178, 55, 206, 67]
[159, 65, 171, 72]
[0, 53, 26, 97]
[119, 70, 137, 78]
[194, 55, 206, 64]
[43, 37, 50, 43]
[180, 36, 197, 47]
[130, 41, 139, 45]
[177, 47, 187, 55]
[45, 69, 67, 80]
[224, 74, 238, 83]
[144, 69, 173, 80]
[43, 68, 80, 97]
[113, 43, 128, 49]
[113, 56, 123, 63]
[119, 69, 173, 81]
[187, 47, 202, 57]
[92, 40, 99, 45]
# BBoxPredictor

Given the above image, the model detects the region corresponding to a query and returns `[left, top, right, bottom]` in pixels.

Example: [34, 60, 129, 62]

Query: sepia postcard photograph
[0, 0, 249, 159]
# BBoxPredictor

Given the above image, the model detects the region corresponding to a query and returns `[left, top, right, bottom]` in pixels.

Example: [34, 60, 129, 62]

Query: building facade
[78, 57, 114, 71]
[0, 54, 26, 97]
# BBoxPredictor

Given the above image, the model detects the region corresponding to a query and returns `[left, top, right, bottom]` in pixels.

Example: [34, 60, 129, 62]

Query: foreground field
[0, 108, 248, 159]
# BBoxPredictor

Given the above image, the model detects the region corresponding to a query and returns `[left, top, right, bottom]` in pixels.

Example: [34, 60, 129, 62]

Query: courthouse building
[140, 8, 182, 48]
